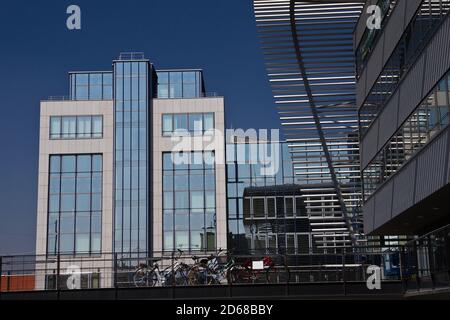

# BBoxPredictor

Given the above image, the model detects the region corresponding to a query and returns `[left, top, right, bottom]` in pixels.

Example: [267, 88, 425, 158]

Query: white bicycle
[133, 250, 190, 287]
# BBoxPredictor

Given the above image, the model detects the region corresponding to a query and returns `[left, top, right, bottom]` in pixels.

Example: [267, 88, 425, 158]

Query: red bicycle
[227, 256, 280, 284]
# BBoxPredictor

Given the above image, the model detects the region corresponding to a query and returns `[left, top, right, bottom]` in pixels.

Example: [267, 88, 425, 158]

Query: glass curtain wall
[70, 72, 113, 100]
[162, 151, 216, 253]
[47, 154, 103, 255]
[114, 60, 150, 255]
[227, 142, 302, 254]
[156, 71, 204, 99]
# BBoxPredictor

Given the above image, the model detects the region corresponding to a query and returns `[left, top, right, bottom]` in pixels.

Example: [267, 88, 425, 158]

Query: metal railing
[43, 92, 221, 102]
[0, 249, 402, 293]
[402, 224, 450, 293]
[118, 52, 146, 60]
[45, 96, 71, 101]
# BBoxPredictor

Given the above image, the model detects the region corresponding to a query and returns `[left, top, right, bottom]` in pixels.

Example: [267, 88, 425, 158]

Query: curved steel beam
[288, 0, 357, 247]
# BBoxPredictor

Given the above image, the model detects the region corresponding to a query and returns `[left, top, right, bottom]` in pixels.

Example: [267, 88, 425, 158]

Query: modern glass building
[35, 52, 226, 287]
[227, 141, 296, 253]
[226, 138, 363, 254]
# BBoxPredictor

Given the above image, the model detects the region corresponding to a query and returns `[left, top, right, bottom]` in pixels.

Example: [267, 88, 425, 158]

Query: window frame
[161, 112, 215, 137]
[49, 115, 104, 140]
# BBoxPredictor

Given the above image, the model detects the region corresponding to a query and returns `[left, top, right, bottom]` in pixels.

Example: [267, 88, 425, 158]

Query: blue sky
[0, 0, 280, 254]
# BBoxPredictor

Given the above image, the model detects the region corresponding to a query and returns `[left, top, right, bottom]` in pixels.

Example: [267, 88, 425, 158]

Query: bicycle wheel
[187, 266, 200, 285]
[147, 270, 159, 287]
[265, 266, 279, 284]
[206, 268, 221, 285]
[174, 266, 190, 286]
[133, 269, 148, 287]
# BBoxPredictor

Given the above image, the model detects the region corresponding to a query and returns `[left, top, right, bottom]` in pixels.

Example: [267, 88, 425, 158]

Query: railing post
[0, 256, 3, 297]
[228, 268, 232, 298]
[113, 253, 118, 300]
[414, 241, 421, 291]
[171, 251, 175, 299]
[427, 235, 436, 290]
[7, 271, 10, 292]
[444, 231, 450, 287]
[342, 252, 346, 296]
[399, 246, 406, 293]
[284, 254, 289, 298]
[56, 254, 61, 300]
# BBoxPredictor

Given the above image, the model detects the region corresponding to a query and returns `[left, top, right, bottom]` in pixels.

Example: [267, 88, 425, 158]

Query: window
[103, 74, 113, 100]
[62, 117, 76, 139]
[50, 116, 103, 139]
[189, 114, 203, 135]
[77, 117, 91, 138]
[204, 113, 214, 133]
[75, 74, 89, 100]
[285, 197, 294, 217]
[89, 74, 103, 100]
[70, 72, 113, 101]
[183, 72, 197, 98]
[359, 0, 450, 137]
[50, 117, 61, 139]
[356, 0, 397, 77]
[162, 114, 173, 135]
[157, 72, 169, 98]
[162, 113, 215, 136]
[157, 70, 202, 99]
[173, 114, 188, 132]
[162, 151, 216, 252]
[267, 197, 276, 218]
[363, 70, 450, 200]
[92, 116, 103, 138]
[169, 72, 182, 98]
[47, 154, 102, 255]
[253, 198, 265, 218]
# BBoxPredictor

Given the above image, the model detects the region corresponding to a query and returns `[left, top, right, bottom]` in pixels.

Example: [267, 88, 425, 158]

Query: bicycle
[202, 249, 231, 284]
[187, 255, 212, 285]
[227, 255, 282, 284]
[186, 249, 229, 285]
[133, 249, 189, 287]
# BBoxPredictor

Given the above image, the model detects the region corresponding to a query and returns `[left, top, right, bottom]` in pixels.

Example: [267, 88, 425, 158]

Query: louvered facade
[254, 1, 365, 251]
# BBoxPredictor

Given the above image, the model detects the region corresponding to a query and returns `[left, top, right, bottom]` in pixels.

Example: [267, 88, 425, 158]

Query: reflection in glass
[47, 154, 103, 255]
[162, 151, 216, 252]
